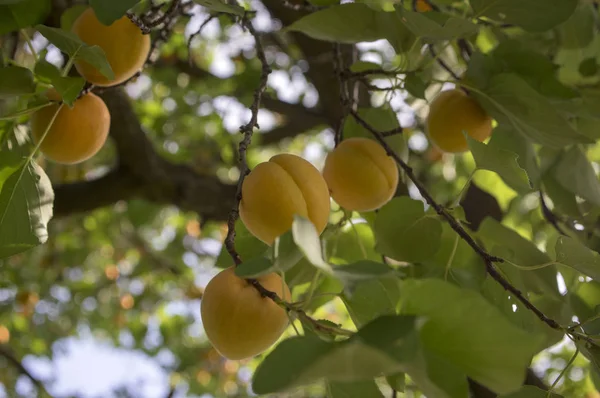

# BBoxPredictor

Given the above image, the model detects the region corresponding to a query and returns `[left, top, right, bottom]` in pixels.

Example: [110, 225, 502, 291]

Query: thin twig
[0, 345, 51, 396]
[347, 108, 565, 330]
[282, 0, 322, 12]
[457, 38, 473, 62]
[143, 0, 182, 28]
[187, 14, 220, 66]
[539, 191, 567, 236]
[333, 44, 351, 146]
[427, 44, 460, 80]
[224, 16, 272, 266]
[342, 68, 404, 79]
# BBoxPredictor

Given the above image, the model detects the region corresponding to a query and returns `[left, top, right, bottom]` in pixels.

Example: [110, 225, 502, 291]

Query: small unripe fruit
[200, 267, 291, 360]
[30, 89, 110, 165]
[323, 137, 399, 212]
[426, 89, 493, 153]
[72, 8, 151, 87]
[239, 154, 330, 245]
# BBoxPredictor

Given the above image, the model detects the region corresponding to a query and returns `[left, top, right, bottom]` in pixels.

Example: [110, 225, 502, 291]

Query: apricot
[30, 89, 110, 164]
[323, 137, 399, 212]
[426, 88, 493, 153]
[71, 8, 151, 86]
[239, 154, 330, 245]
[415, 0, 433, 12]
[200, 267, 291, 360]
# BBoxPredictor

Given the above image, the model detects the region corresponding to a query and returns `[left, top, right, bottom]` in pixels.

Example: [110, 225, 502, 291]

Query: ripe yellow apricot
[426, 88, 493, 153]
[239, 154, 330, 245]
[30, 89, 110, 164]
[71, 8, 151, 86]
[323, 137, 399, 212]
[416, 0, 433, 12]
[200, 267, 291, 360]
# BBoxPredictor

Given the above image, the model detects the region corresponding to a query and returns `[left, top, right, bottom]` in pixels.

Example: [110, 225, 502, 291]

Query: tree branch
[53, 168, 142, 217]
[348, 108, 564, 331]
[53, 88, 236, 221]
[0, 345, 50, 396]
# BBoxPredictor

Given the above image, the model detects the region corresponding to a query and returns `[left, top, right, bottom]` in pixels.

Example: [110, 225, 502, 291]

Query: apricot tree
[1, 0, 600, 397]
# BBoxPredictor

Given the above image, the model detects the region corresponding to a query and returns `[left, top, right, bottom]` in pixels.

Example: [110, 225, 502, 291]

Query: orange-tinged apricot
[72, 8, 151, 86]
[415, 0, 433, 12]
[30, 89, 110, 164]
[426, 88, 493, 153]
[239, 154, 330, 245]
[323, 137, 399, 212]
[200, 267, 291, 360]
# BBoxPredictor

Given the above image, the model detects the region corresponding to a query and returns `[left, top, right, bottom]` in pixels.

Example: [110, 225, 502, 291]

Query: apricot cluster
[426, 88, 493, 153]
[30, 7, 152, 164]
[201, 138, 399, 360]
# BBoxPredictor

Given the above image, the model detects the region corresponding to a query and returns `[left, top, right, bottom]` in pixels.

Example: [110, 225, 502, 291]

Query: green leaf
[35, 25, 114, 81]
[287, 4, 416, 54]
[422, 222, 485, 289]
[0, 101, 51, 121]
[349, 61, 383, 74]
[327, 380, 384, 398]
[292, 215, 332, 273]
[466, 135, 531, 194]
[60, 4, 87, 31]
[385, 373, 405, 393]
[90, 0, 141, 25]
[342, 277, 401, 327]
[0, 151, 54, 259]
[477, 218, 559, 298]
[233, 256, 273, 278]
[470, 0, 577, 32]
[576, 342, 600, 384]
[0, 0, 50, 35]
[34, 60, 85, 106]
[333, 260, 394, 283]
[499, 385, 563, 398]
[554, 236, 600, 281]
[327, 222, 380, 264]
[401, 279, 545, 394]
[554, 146, 600, 207]
[404, 72, 427, 99]
[252, 315, 419, 394]
[286, 3, 382, 43]
[558, 5, 595, 49]
[578, 57, 598, 77]
[397, 9, 478, 40]
[487, 126, 540, 190]
[0, 66, 35, 98]
[542, 173, 581, 218]
[470, 73, 590, 148]
[374, 196, 442, 263]
[215, 219, 268, 268]
[192, 0, 245, 16]
[569, 281, 600, 335]
[488, 41, 578, 100]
